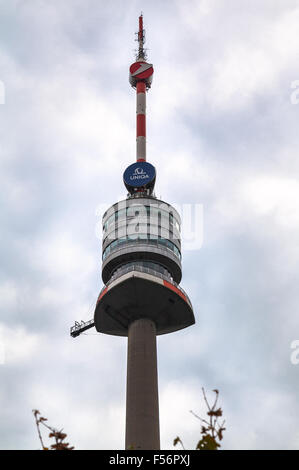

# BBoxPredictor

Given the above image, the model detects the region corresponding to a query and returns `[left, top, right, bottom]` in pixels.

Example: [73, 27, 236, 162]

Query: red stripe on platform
[97, 287, 108, 303]
[163, 280, 187, 302]
[137, 114, 146, 137]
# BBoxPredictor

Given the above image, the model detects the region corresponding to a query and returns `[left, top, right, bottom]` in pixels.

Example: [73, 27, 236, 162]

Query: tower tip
[137, 13, 146, 61]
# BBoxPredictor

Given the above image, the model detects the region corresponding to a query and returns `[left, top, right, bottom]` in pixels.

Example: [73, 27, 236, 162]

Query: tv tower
[70, 15, 195, 450]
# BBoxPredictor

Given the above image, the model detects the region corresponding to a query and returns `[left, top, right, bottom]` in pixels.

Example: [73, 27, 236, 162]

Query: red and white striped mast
[129, 14, 154, 163]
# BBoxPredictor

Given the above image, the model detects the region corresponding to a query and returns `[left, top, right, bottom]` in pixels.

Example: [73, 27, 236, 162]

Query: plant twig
[32, 410, 46, 450]
[32, 410, 74, 450]
[174, 388, 226, 451]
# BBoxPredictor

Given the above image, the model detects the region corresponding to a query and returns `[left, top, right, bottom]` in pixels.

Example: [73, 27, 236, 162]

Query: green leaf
[196, 435, 220, 451]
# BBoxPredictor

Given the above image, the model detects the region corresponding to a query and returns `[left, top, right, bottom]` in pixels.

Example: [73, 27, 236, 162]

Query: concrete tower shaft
[126, 319, 160, 449]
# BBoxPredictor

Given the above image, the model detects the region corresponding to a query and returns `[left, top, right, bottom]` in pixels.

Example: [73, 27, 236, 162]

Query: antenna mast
[129, 14, 154, 163]
[137, 13, 146, 61]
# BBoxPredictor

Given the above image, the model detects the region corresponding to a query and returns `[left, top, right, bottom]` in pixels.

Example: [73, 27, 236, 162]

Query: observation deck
[94, 195, 195, 336]
[94, 262, 194, 336]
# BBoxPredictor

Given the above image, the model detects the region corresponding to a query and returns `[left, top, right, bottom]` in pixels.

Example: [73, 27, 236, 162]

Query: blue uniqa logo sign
[123, 161, 156, 189]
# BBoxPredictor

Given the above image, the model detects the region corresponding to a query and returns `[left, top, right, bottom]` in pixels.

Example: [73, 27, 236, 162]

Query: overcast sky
[1, 0, 299, 450]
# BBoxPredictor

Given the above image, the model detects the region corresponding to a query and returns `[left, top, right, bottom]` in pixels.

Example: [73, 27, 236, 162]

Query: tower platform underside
[94, 269, 195, 337]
